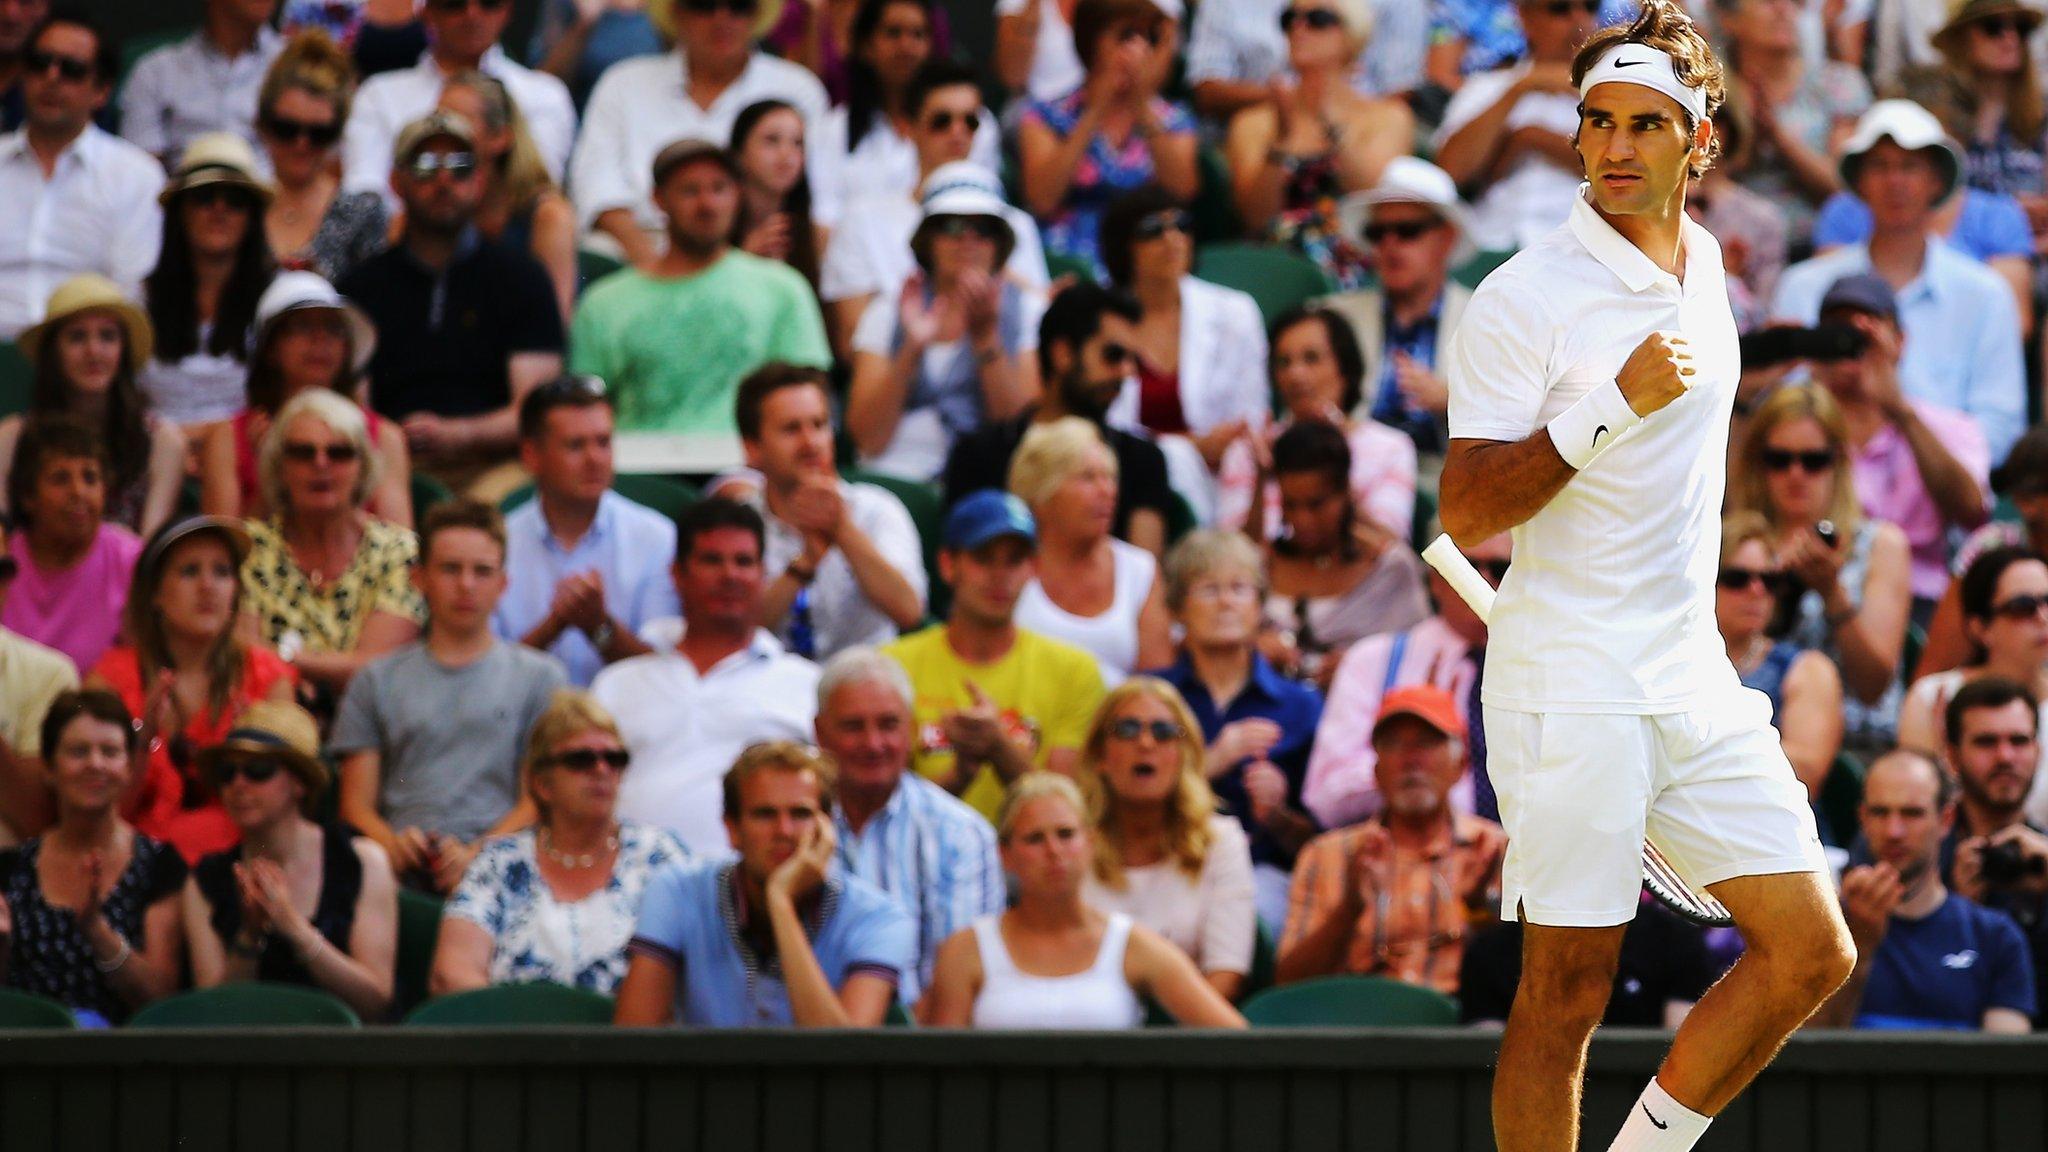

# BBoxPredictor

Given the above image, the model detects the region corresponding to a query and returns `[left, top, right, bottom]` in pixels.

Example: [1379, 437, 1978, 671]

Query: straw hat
[196, 699, 330, 813]
[1932, 0, 2044, 53]
[649, 0, 788, 44]
[159, 131, 276, 206]
[16, 274, 154, 373]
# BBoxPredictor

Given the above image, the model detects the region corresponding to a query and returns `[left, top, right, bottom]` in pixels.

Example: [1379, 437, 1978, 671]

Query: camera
[1738, 323, 1869, 370]
[1980, 838, 2048, 887]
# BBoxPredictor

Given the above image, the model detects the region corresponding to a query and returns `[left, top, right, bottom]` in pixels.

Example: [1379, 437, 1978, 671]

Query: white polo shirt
[1446, 191, 1742, 715]
[0, 127, 164, 339]
[591, 628, 819, 854]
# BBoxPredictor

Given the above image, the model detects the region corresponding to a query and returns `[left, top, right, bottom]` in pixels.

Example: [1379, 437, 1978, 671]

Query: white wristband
[1547, 379, 1643, 471]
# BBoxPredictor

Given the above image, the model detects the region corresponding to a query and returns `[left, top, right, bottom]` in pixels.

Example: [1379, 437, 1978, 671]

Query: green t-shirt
[881, 625, 1106, 823]
[569, 252, 831, 435]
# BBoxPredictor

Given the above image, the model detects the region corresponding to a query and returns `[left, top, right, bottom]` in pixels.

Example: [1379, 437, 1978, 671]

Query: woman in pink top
[0, 419, 143, 675]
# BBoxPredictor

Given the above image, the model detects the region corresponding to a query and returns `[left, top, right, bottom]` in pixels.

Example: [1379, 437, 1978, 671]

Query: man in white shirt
[711, 363, 926, 660]
[118, 0, 282, 161]
[592, 496, 819, 854]
[571, 0, 827, 267]
[820, 60, 1048, 355]
[0, 0, 52, 131]
[1438, 7, 1853, 1151]
[0, 10, 161, 339]
[1433, 0, 1596, 252]
[342, 0, 576, 211]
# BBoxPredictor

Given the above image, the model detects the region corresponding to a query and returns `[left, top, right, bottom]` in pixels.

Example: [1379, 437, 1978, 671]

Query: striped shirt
[833, 775, 1004, 1004]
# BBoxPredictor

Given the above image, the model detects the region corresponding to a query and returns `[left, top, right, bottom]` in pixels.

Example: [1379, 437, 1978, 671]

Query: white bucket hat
[1337, 156, 1477, 267]
[254, 271, 378, 373]
[1838, 99, 1964, 202]
[912, 161, 1018, 268]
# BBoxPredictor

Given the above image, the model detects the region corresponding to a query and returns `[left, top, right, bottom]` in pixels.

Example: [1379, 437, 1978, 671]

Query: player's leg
[1483, 708, 1653, 1152]
[1655, 870, 1852, 1111]
[1496, 919, 1628, 1152]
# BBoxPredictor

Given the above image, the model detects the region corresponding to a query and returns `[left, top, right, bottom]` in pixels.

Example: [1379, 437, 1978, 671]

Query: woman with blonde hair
[1903, 0, 2047, 200]
[258, 31, 389, 283]
[1716, 511, 1843, 808]
[437, 71, 578, 323]
[921, 771, 1246, 1028]
[432, 689, 690, 996]
[1729, 384, 1910, 755]
[1080, 677, 1257, 1001]
[1009, 416, 1173, 685]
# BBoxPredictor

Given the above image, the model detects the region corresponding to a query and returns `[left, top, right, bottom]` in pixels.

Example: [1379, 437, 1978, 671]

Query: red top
[1135, 359, 1189, 434]
[97, 644, 300, 865]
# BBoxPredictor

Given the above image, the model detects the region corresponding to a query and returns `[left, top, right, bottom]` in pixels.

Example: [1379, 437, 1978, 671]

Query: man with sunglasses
[1321, 157, 1476, 473]
[1440, 5, 1853, 1150]
[333, 500, 567, 895]
[118, 0, 282, 163]
[0, 8, 163, 341]
[342, 0, 576, 214]
[572, 0, 827, 267]
[1278, 686, 1507, 992]
[1434, 0, 1600, 252]
[339, 112, 566, 499]
[1800, 272, 1990, 617]
[819, 60, 1047, 358]
[0, 550, 79, 845]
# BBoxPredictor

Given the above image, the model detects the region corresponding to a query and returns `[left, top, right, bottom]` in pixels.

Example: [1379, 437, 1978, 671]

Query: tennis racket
[1420, 536, 1735, 927]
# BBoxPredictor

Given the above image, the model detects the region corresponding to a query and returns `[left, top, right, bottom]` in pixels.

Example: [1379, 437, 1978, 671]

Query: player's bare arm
[1441, 332, 1698, 544]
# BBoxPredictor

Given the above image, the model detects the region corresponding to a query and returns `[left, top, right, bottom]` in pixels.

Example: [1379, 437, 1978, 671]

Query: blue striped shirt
[833, 774, 1004, 1004]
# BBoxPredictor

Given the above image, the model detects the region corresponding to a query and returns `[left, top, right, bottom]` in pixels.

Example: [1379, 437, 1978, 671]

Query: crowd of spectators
[0, 0, 2046, 1035]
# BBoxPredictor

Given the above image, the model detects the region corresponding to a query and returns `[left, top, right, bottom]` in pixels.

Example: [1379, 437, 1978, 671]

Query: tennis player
[1437, 3, 1855, 1150]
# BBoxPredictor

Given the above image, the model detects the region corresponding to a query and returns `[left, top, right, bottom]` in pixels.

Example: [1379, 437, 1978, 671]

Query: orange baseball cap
[1373, 685, 1466, 741]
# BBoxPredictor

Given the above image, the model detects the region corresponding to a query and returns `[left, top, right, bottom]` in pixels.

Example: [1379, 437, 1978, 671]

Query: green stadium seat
[411, 473, 455, 518]
[1190, 144, 1243, 244]
[576, 248, 625, 296]
[0, 343, 31, 418]
[1819, 752, 1865, 851]
[394, 889, 444, 1017]
[1165, 488, 1198, 547]
[1240, 975, 1459, 1027]
[1045, 250, 1097, 284]
[843, 468, 944, 608]
[0, 988, 76, 1029]
[884, 1000, 915, 1027]
[1194, 243, 1336, 330]
[500, 474, 701, 522]
[1411, 486, 1440, 552]
[1452, 249, 1516, 289]
[129, 983, 361, 1028]
[1244, 920, 1278, 1001]
[404, 983, 614, 1026]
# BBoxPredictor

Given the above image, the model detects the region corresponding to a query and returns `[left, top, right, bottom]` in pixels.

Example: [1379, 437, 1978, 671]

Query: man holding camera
[1946, 678, 2048, 1026]
[1807, 273, 1990, 613]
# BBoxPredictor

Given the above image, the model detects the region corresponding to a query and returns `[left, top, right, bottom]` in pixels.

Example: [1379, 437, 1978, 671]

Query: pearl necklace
[540, 826, 619, 870]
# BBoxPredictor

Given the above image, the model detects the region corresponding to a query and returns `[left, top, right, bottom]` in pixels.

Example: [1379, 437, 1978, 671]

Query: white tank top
[969, 912, 1145, 1030]
[1013, 539, 1155, 686]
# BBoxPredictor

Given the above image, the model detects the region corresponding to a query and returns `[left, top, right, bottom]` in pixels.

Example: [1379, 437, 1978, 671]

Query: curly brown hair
[1570, 0, 1727, 179]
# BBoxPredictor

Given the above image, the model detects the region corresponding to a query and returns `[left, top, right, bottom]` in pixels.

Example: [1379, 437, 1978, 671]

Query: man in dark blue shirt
[1148, 529, 1322, 930]
[1817, 749, 2034, 1032]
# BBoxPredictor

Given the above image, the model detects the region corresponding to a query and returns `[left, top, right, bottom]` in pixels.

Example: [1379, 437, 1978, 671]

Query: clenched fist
[1615, 331, 1696, 418]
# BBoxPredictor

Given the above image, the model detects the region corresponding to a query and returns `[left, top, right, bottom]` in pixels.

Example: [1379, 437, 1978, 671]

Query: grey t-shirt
[329, 640, 567, 842]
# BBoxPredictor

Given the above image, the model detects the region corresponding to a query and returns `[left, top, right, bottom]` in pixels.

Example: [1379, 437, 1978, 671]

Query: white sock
[1605, 1078, 1711, 1152]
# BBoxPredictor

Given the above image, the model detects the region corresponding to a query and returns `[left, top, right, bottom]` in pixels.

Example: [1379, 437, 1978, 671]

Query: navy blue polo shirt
[1152, 651, 1323, 868]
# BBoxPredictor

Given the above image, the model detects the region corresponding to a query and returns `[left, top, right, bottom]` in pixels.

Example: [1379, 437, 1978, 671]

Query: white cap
[1838, 99, 1963, 202]
[1337, 156, 1477, 266]
[254, 271, 377, 372]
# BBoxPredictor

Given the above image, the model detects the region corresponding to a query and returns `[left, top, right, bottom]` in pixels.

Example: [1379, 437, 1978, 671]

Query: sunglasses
[1109, 717, 1185, 743]
[264, 113, 342, 148]
[282, 441, 360, 464]
[932, 216, 1004, 242]
[1717, 567, 1790, 594]
[1761, 448, 1836, 474]
[1280, 7, 1344, 31]
[538, 373, 608, 401]
[26, 49, 95, 83]
[551, 748, 633, 772]
[406, 151, 478, 180]
[1097, 340, 1135, 368]
[211, 757, 284, 787]
[925, 110, 981, 134]
[1992, 593, 2048, 621]
[1975, 15, 2029, 36]
[1537, 0, 1601, 13]
[182, 185, 256, 210]
[427, 0, 510, 11]
[1364, 219, 1440, 245]
[1134, 209, 1192, 241]
[683, 0, 760, 13]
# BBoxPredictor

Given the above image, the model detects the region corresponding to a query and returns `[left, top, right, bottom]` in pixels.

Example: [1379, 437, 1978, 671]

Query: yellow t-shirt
[0, 627, 78, 758]
[881, 625, 1106, 822]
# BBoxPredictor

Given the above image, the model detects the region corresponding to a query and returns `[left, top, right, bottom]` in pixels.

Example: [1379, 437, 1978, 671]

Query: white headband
[1577, 44, 1708, 125]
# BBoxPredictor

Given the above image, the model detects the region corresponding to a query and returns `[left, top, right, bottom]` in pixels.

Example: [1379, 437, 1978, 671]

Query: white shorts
[1483, 688, 1829, 928]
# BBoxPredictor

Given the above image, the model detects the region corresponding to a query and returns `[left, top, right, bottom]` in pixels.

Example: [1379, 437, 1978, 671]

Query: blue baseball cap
[944, 490, 1037, 551]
